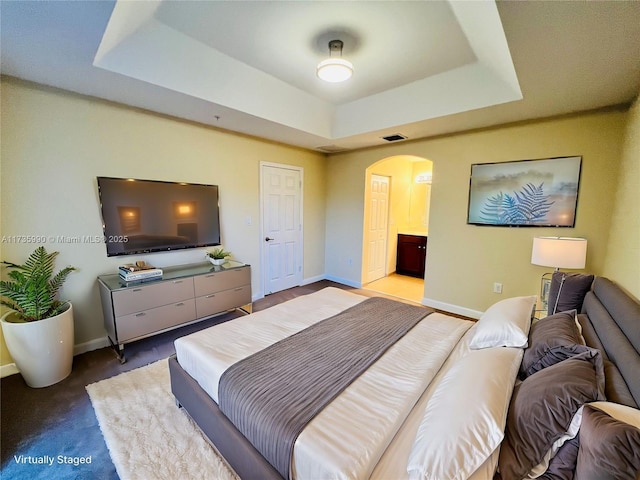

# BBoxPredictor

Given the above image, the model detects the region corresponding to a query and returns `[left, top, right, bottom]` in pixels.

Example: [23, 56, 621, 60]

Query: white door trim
[259, 161, 304, 295]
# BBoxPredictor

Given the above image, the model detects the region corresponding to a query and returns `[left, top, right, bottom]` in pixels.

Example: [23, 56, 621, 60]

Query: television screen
[97, 177, 221, 257]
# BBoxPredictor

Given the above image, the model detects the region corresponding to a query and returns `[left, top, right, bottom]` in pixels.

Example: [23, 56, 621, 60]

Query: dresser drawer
[194, 267, 250, 297]
[112, 278, 194, 316]
[116, 299, 196, 342]
[195, 285, 252, 318]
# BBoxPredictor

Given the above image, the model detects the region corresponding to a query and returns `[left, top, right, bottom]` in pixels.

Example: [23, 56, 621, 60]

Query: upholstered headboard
[578, 277, 640, 408]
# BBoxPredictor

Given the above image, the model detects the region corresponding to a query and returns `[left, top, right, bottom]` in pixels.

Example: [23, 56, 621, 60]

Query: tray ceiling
[2, 1, 639, 152]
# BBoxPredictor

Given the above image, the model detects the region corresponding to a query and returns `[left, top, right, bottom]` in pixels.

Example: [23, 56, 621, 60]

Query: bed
[168, 278, 640, 480]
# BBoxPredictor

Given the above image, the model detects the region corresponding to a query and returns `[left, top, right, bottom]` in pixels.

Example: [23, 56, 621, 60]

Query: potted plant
[206, 247, 232, 266]
[0, 246, 76, 388]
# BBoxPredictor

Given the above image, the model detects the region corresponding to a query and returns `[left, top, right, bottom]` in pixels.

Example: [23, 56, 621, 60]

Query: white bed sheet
[371, 322, 504, 480]
[292, 309, 472, 480]
[175, 288, 502, 480]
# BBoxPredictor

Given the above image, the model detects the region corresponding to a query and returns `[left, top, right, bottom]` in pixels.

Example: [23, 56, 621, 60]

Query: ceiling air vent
[381, 134, 408, 142]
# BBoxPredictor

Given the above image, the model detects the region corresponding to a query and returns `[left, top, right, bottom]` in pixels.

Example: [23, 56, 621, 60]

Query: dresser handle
[206, 294, 216, 298]
[205, 274, 216, 278]
[175, 302, 185, 307]
[173, 280, 182, 284]
[234, 287, 243, 292]
[132, 288, 142, 292]
[135, 312, 146, 317]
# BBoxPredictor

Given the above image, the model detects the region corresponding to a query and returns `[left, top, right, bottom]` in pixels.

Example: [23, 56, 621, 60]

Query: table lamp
[531, 236, 587, 314]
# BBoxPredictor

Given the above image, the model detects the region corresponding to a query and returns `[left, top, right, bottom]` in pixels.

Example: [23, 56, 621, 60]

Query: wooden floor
[364, 273, 424, 303]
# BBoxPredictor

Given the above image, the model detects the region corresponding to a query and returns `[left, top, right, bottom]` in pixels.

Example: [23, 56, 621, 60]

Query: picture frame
[467, 155, 582, 227]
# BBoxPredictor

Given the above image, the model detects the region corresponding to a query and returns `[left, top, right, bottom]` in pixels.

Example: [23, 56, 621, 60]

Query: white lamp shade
[316, 58, 353, 83]
[531, 237, 587, 269]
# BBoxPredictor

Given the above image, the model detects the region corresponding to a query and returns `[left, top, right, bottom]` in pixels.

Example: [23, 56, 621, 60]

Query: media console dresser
[98, 260, 251, 362]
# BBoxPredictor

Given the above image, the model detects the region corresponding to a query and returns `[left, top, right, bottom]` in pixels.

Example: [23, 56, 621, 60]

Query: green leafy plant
[480, 182, 554, 225]
[206, 247, 232, 260]
[0, 246, 76, 322]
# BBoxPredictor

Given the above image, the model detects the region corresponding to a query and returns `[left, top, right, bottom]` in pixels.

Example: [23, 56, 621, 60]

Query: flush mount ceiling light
[317, 40, 353, 83]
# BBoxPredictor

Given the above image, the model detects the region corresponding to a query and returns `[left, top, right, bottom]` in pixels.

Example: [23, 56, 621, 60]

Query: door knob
[265, 237, 274, 242]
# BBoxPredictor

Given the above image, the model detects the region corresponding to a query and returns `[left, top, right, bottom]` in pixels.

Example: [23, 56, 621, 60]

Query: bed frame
[577, 277, 640, 407]
[169, 277, 640, 479]
[169, 355, 282, 479]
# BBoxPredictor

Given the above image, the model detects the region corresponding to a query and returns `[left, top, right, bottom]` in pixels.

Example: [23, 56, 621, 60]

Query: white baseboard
[1, 362, 19, 378]
[1, 336, 111, 378]
[74, 337, 110, 356]
[301, 274, 326, 286]
[324, 275, 362, 289]
[422, 297, 483, 319]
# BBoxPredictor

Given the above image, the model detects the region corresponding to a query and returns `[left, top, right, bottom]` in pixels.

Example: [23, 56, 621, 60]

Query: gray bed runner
[218, 296, 432, 479]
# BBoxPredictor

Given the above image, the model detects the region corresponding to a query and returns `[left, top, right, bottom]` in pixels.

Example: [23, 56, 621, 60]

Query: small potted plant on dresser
[206, 247, 232, 266]
[0, 246, 76, 388]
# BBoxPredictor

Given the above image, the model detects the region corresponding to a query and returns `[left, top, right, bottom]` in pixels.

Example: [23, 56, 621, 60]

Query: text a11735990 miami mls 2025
[1, 234, 129, 245]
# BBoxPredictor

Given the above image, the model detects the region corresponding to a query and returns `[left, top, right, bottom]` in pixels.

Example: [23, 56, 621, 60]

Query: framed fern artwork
[467, 156, 582, 227]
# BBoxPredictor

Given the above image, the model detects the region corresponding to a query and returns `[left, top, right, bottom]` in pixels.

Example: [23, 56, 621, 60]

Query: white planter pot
[208, 257, 226, 266]
[1, 303, 74, 388]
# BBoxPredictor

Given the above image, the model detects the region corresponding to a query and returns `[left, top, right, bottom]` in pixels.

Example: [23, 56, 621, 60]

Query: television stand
[97, 260, 251, 363]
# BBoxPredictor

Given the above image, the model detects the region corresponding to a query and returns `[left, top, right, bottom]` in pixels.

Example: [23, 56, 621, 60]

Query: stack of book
[118, 263, 163, 283]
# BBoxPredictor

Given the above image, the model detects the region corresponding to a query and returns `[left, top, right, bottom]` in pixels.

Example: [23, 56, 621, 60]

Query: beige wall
[326, 109, 629, 316]
[602, 96, 640, 298]
[2, 76, 636, 369]
[0, 78, 327, 366]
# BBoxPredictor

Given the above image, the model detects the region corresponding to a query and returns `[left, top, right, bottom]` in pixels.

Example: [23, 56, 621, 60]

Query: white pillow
[407, 347, 523, 480]
[589, 401, 640, 428]
[469, 295, 536, 349]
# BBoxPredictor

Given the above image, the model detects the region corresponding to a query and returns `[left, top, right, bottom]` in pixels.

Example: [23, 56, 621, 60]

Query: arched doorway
[361, 155, 433, 303]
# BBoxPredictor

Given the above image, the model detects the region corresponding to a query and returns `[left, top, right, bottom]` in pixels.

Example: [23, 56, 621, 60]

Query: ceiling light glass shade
[316, 58, 353, 83]
[531, 237, 587, 270]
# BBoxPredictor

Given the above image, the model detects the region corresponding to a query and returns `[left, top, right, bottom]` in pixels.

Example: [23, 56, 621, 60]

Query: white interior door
[261, 163, 303, 295]
[366, 174, 390, 283]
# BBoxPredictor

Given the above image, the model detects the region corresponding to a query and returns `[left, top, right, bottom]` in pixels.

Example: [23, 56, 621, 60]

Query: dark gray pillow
[575, 405, 640, 480]
[538, 436, 579, 480]
[547, 272, 594, 316]
[498, 351, 606, 480]
[520, 310, 586, 378]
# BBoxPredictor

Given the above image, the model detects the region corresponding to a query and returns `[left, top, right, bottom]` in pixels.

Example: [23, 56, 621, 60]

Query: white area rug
[86, 360, 238, 480]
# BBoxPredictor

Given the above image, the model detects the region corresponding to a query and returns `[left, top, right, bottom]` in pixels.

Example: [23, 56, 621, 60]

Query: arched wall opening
[361, 154, 433, 302]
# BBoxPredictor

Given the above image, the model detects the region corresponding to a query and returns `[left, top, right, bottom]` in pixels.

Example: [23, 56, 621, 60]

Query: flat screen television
[97, 176, 221, 257]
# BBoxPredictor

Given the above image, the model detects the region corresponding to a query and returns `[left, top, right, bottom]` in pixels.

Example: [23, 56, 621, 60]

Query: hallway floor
[363, 273, 425, 304]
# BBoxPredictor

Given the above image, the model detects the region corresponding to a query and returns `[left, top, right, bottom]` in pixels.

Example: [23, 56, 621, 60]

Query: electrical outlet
[493, 282, 503, 294]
